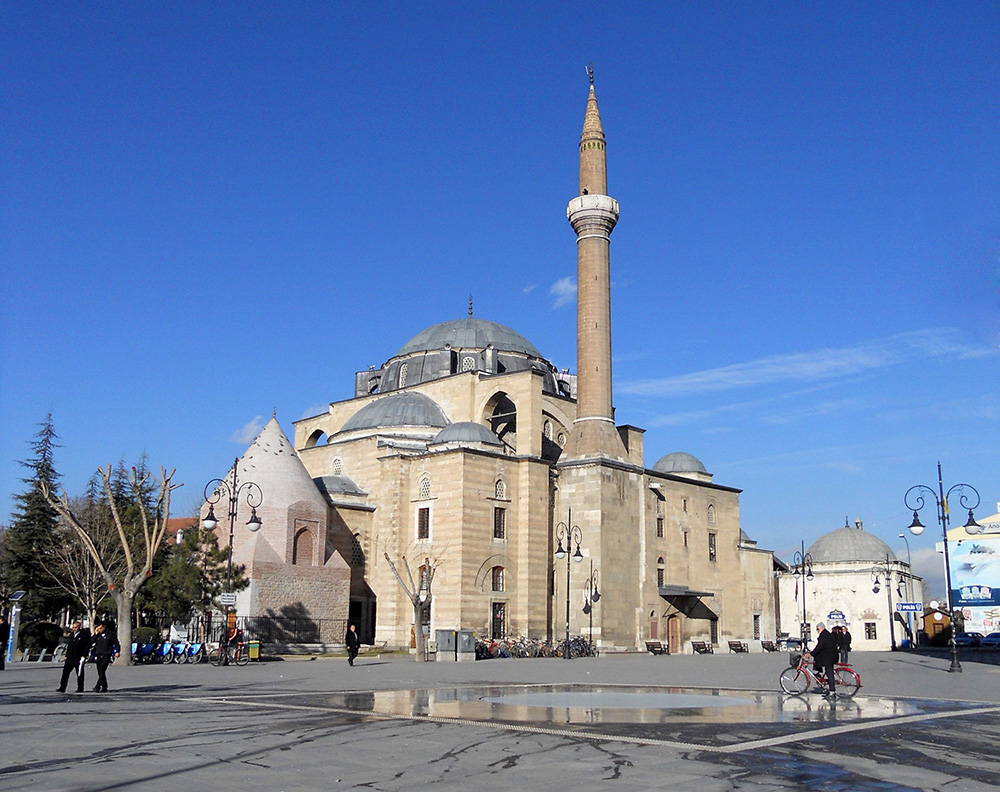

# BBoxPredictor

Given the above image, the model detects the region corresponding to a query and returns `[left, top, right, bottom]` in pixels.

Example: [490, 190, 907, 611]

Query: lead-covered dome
[338, 392, 449, 434]
[431, 421, 503, 447]
[807, 525, 896, 564]
[399, 317, 544, 358]
[653, 452, 708, 475]
[368, 315, 564, 396]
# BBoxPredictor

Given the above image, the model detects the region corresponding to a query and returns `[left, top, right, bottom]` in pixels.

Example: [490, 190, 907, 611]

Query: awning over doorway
[658, 585, 717, 620]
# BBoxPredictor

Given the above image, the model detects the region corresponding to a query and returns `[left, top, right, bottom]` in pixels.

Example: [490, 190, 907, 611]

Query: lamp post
[554, 511, 584, 660]
[898, 533, 914, 646]
[792, 541, 814, 645]
[905, 462, 980, 673]
[202, 457, 264, 630]
[870, 554, 903, 650]
[582, 561, 600, 652]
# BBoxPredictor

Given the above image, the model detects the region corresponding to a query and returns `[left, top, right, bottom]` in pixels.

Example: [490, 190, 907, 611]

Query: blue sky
[2, 3, 997, 598]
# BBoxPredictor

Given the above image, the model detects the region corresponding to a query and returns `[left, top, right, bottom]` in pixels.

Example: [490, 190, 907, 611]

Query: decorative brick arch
[293, 527, 314, 566]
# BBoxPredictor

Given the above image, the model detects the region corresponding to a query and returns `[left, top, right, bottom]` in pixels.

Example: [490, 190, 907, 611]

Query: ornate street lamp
[792, 541, 814, 645]
[582, 561, 600, 652]
[202, 457, 264, 629]
[870, 554, 905, 650]
[554, 512, 584, 660]
[897, 533, 914, 646]
[905, 462, 980, 673]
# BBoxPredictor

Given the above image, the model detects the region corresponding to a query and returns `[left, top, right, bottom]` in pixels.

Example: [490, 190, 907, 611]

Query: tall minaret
[562, 70, 627, 461]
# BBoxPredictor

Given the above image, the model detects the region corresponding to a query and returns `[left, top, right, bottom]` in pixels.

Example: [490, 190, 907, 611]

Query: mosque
[209, 78, 778, 653]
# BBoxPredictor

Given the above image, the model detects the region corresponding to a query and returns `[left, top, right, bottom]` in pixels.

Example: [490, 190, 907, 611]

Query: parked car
[954, 631, 984, 647]
[980, 632, 1000, 648]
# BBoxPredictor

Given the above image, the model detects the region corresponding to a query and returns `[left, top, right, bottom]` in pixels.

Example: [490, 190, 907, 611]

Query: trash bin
[248, 640, 260, 661]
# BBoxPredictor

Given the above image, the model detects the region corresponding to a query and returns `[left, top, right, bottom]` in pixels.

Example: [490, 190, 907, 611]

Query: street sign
[219, 593, 237, 606]
[896, 602, 923, 613]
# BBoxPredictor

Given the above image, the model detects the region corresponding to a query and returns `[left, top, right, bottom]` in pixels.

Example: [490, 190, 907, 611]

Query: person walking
[810, 622, 838, 698]
[91, 623, 120, 692]
[57, 621, 92, 693]
[345, 624, 360, 667]
[0, 613, 9, 671]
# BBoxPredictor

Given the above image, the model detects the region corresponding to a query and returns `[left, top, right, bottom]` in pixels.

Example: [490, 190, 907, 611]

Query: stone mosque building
[211, 78, 778, 653]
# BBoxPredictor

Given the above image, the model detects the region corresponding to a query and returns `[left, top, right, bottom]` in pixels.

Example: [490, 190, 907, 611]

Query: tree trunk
[413, 601, 426, 662]
[115, 593, 133, 665]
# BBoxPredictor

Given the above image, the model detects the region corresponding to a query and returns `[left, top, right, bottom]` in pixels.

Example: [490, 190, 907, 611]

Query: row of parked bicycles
[130, 641, 251, 666]
[475, 635, 599, 659]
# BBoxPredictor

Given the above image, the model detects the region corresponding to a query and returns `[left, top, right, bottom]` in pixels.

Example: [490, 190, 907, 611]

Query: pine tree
[3, 412, 70, 621]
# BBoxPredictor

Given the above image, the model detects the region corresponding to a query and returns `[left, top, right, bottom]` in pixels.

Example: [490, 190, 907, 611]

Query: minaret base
[560, 417, 627, 463]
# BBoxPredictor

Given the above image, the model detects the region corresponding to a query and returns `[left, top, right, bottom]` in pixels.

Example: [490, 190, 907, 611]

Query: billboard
[950, 536, 1000, 608]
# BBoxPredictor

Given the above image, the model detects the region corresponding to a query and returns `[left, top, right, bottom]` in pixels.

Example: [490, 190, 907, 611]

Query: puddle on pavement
[329, 685, 925, 726]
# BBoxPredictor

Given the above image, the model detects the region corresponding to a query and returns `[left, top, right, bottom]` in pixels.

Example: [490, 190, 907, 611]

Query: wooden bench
[728, 640, 749, 653]
[691, 641, 714, 654]
[760, 640, 780, 652]
[645, 640, 668, 655]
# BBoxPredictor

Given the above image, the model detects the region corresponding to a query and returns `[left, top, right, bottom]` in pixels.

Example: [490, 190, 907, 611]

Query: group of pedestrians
[56, 620, 120, 693]
[809, 622, 852, 698]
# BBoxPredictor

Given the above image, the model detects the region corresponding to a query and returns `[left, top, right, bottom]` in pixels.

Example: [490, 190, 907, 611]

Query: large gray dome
[807, 526, 896, 564]
[431, 421, 502, 447]
[653, 452, 708, 475]
[398, 317, 543, 358]
[338, 392, 449, 433]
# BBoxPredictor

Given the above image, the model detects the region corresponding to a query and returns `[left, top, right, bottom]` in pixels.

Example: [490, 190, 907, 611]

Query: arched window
[707, 504, 716, 525]
[418, 476, 431, 500]
[543, 420, 553, 439]
[462, 355, 477, 372]
[332, 458, 343, 476]
[293, 529, 313, 566]
[656, 557, 665, 588]
[491, 566, 505, 592]
[351, 532, 365, 569]
[495, 479, 505, 499]
[399, 362, 408, 388]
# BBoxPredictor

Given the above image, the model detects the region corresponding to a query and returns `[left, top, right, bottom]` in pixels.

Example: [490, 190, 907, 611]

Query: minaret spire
[561, 73, 626, 462]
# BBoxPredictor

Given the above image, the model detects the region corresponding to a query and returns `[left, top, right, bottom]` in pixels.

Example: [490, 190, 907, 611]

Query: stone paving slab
[2, 650, 1000, 791]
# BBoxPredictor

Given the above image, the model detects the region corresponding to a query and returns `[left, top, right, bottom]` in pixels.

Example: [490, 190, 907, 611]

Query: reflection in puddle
[326, 685, 923, 726]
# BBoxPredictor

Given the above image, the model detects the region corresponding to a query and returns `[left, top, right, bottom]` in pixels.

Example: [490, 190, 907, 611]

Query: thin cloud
[230, 415, 265, 444]
[620, 328, 990, 397]
[550, 276, 576, 308]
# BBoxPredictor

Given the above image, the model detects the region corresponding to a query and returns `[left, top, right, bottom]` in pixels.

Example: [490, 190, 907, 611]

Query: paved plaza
[2, 648, 1000, 791]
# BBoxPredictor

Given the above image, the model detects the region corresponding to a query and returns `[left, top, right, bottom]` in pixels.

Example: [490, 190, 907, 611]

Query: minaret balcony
[567, 194, 619, 237]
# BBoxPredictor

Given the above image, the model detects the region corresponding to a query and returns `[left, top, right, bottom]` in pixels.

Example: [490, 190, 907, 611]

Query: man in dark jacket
[345, 624, 360, 667]
[91, 623, 120, 692]
[0, 614, 9, 671]
[57, 621, 92, 693]
[810, 622, 838, 698]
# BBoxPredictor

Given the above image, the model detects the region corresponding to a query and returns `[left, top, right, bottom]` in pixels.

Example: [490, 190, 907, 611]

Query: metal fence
[146, 615, 349, 645]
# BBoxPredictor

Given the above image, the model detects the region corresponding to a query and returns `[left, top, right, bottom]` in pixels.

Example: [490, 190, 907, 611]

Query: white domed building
[776, 520, 923, 651]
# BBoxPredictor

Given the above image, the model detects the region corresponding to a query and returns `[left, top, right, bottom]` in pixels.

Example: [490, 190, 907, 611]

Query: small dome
[431, 422, 502, 447]
[338, 392, 449, 433]
[807, 525, 897, 564]
[398, 317, 543, 358]
[653, 452, 708, 475]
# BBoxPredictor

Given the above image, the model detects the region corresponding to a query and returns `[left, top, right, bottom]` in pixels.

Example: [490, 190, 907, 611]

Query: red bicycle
[779, 652, 861, 698]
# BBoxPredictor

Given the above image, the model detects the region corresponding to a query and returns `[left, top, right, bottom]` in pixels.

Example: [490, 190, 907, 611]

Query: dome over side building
[807, 521, 897, 564]
[652, 451, 712, 482]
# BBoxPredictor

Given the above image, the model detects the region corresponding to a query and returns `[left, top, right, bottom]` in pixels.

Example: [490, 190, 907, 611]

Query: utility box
[435, 630, 457, 661]
[457, 630, 475, 661]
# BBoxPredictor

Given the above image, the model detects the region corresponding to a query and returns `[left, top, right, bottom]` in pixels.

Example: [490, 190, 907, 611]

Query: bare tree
[43, 465, 179, 664]
[383, 553, 435, 661]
